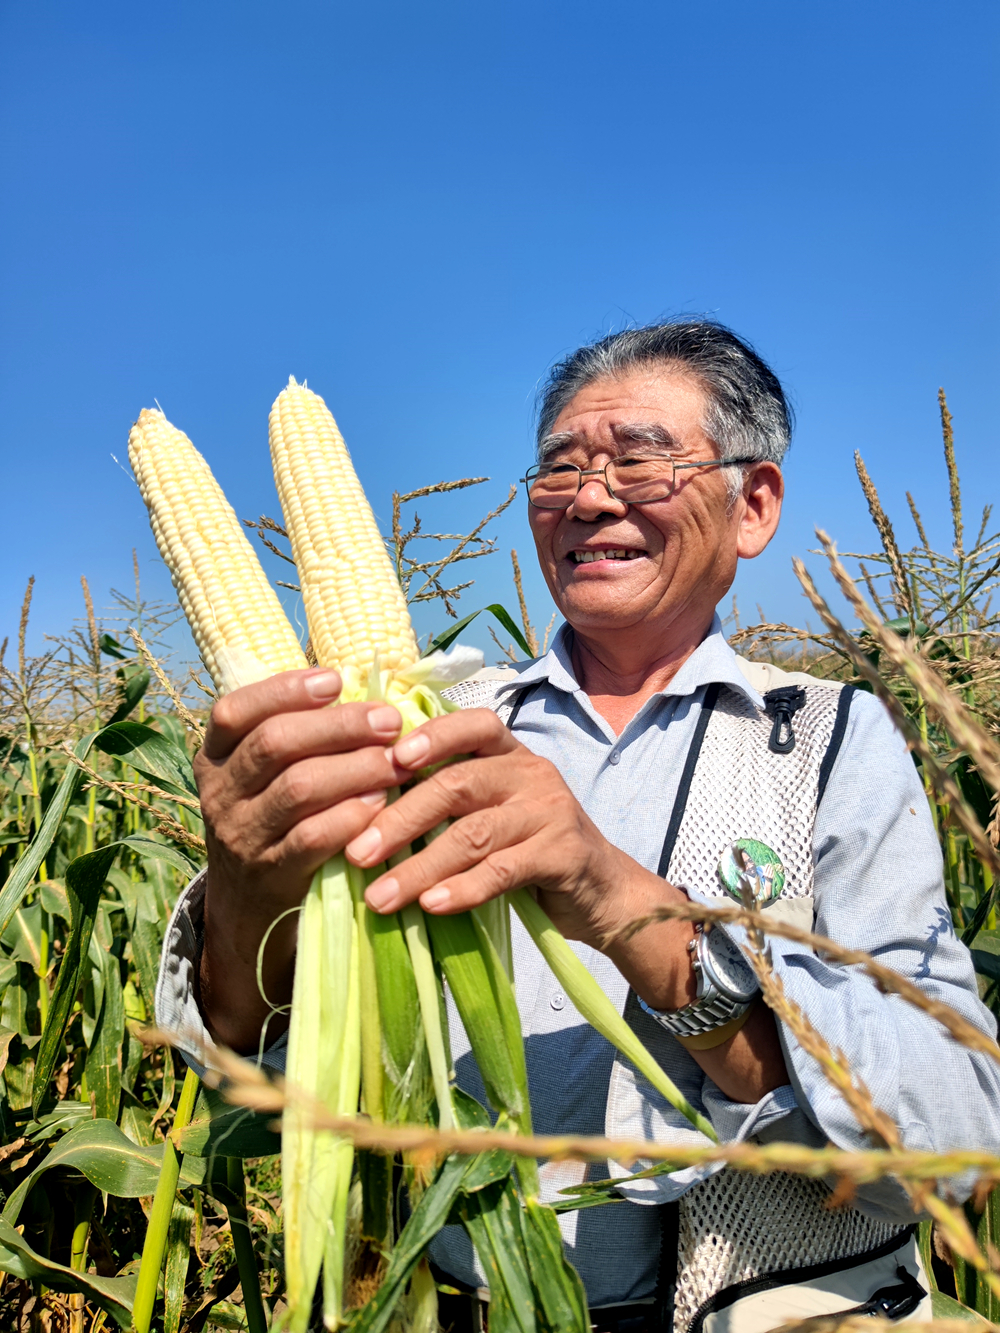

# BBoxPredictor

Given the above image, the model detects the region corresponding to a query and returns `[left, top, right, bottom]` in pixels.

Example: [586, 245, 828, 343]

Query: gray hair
[536, 320, 792, 503]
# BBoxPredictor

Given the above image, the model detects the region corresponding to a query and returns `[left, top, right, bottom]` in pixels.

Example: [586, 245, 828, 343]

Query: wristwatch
[636, 922, 760, 1042]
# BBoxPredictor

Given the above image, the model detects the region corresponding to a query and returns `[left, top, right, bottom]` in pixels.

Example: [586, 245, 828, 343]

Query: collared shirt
[156, 618, 1000, 1308]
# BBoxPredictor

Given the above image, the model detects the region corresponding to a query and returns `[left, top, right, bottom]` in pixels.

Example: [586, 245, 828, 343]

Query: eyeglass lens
[526, 457, 676, 509]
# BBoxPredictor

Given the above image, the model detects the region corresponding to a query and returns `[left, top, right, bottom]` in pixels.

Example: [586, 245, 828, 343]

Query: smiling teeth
[572, 549, 642, 563]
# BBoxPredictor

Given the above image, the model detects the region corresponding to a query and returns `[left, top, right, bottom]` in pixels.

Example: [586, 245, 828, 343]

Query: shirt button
[551, 993, 566, 1011]
[608, 751, 620, 765]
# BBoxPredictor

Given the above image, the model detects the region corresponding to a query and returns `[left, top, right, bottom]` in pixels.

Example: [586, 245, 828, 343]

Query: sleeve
[154, 870, 288, 1077]
[723, 689, 1000, 1218]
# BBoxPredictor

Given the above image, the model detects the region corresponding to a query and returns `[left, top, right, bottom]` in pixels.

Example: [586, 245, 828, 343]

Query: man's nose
[566, 474, 629, 521]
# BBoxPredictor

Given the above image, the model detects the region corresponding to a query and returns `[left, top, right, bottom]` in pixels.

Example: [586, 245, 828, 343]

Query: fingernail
[421, 886, 451, 911]
[358, 790, 386, 806]
[303, 670, 341, 700]
[394, 732, 430, 766]
[366, 877, 398, 911]
[368, 706, 402, 737]
[347, 827, 383, 863]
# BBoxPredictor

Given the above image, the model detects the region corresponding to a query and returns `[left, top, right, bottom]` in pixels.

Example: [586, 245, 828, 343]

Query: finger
[345, 750, 541, 868]
[203, 668, 345, 760]
[226, 701, 406, 797]
[276, 794, 395, 876]
[363, 802, 544, 912]
[390, 707, 520, 772]
[366, 825, 550, 916]
[251, 748, 396, 842]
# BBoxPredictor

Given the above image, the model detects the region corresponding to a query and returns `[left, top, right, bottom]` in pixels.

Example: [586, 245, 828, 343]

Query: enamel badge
[718, 838, 785, 908]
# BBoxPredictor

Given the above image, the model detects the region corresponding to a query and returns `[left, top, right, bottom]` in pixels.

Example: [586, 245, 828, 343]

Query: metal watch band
[635, 922, 757, 1038]
[637, 987, 750, 1039]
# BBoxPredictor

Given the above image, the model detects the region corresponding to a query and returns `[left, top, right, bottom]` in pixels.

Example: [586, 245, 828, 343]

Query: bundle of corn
[131, 387, 716, 1333]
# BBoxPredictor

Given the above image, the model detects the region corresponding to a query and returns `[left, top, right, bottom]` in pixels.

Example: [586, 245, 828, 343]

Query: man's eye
[543, 463, 580, 476]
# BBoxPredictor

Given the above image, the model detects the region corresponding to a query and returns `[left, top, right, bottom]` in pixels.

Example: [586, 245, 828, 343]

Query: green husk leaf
[347, 1152, 479, 1333]
[521, 1197, 589, 1333]
[425, 910, 522, 1119]
[459, 1177, 536, 1333]
[510, 889, 717, 1142]
[282, 854, 360, 1333]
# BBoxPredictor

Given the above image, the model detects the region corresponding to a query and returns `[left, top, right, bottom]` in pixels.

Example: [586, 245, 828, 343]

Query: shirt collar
[494, 615, 764, 710]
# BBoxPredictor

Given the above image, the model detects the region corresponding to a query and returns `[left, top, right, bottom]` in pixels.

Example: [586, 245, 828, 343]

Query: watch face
[702, 927, 759, 1002]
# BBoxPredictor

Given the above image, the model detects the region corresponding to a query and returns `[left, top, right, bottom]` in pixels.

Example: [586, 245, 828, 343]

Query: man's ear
[736, 462, 783, 560]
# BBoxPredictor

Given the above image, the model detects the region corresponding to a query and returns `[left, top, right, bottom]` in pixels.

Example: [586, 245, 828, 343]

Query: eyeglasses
[520, 454, 758, 510]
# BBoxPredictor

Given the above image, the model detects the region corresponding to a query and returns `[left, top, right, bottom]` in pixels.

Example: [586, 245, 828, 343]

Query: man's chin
[555, 590, 649, 635]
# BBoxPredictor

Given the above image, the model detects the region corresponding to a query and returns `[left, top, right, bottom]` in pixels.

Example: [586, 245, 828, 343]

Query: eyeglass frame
[519, 454, 761, 510]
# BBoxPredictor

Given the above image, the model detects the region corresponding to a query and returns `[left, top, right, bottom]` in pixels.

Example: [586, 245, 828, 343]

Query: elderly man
[159, 321, 1000, 1333]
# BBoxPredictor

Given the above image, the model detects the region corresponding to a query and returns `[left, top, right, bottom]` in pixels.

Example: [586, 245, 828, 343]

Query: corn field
[1, 388, 1000, 1332]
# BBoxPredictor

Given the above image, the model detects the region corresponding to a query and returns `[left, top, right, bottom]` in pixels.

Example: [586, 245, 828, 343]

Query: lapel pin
[718, 838, 785, 908]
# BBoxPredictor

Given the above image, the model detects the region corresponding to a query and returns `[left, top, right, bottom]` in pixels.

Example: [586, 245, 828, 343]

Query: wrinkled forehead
[537, 420, 685, 463]
[537, 366, 713, 462]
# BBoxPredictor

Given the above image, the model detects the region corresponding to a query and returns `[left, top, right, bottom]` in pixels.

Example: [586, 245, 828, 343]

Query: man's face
[528, 367, 750, 643]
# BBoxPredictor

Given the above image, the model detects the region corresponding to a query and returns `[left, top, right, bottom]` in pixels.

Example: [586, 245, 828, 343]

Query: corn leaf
[3, 1117, 204, 1224]
[0, 729, 98, 938]
[175, 1084, 281, 1159]
[94, 720, 198, 797]
[32, 843, 120, 1115]
[0, 1216, 137, 1328]
[105, 663, 152, 725]
[120, 834, 201, 879]
[163, 1201, 195, 1333]
[426, 604, 533, 659]
[85, 941, 125, 1122]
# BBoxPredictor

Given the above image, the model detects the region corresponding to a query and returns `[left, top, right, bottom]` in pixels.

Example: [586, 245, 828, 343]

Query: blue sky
[2, 1, 997, 668]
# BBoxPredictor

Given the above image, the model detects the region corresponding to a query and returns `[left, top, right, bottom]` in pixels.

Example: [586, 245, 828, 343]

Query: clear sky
[2, 1, 997, 668]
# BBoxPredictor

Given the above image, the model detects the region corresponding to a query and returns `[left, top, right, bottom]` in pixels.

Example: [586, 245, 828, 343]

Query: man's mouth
[570, 548, 645, 564]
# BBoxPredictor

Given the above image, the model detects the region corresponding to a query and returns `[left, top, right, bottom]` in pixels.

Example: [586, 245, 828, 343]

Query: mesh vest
[442, 664, 908, 1331]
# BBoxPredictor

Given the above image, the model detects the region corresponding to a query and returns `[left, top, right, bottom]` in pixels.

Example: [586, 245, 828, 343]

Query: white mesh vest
[443, 665, 908, 1331]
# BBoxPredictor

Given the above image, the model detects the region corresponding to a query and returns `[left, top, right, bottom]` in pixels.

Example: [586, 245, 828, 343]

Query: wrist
[597, 863, 698, 1010]
[200, 867, 299, 1053]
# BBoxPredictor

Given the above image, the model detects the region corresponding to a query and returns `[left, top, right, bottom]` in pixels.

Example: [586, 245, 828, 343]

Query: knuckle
[451, 811, 495, 856]
[294, 819, 330, 856]
[481, 851, 516, 892]
[210, 695, 239, 733]
[434, 764, 472, 801]
[247, 716, 287, 767]
[274, 764, 315, 812]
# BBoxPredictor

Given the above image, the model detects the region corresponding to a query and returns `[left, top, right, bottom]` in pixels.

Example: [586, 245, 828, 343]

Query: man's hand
[344, 707, 684, 953]
[195, 667, 408, 1050]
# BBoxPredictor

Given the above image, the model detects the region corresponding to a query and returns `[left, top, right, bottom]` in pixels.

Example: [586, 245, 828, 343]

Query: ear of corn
[269, 378, 420, 681]
[128, 407, 308, 693]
